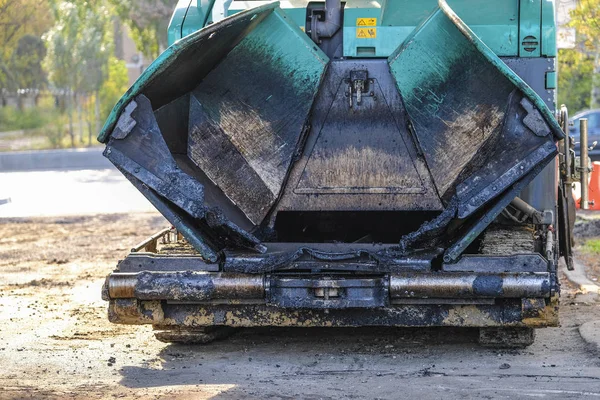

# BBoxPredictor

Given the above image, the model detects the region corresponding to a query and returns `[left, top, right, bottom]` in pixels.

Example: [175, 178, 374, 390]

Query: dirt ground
[1, 213, 600, 399]
[574, 212, 600, 283]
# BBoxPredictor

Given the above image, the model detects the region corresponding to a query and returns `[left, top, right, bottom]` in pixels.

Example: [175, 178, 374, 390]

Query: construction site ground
[1, 213, 599, 399]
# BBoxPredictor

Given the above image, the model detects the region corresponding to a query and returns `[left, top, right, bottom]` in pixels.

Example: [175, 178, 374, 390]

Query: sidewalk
[0, 147, 111, 172]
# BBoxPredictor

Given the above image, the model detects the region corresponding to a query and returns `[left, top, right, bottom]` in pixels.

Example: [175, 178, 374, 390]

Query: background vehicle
[99, 0, 580, 347]
[570, 109, 600, 160]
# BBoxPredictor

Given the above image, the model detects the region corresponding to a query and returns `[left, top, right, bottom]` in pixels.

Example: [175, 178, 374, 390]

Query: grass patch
[0, 103, 102, 151]
[582, 239, 600, 255]
[0, 105, 62, 132]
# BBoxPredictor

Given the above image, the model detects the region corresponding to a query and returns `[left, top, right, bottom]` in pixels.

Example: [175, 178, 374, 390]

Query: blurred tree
[44, 1, 113, 146]
[0, 0, 52, 100]
[107, 0, 177, 60]
[11, 35, 47, 90]
[558, 49, 594, 113]
[569, 0, 600, 108]
[99, 56, 129, 120]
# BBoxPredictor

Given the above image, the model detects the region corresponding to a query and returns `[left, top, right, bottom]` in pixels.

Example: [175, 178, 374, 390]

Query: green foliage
[10, 35, 47, 89]
[46, 114, 69, 149]
[583, 239, 600, 255]
[44, 1, 113, 94]
[99, 57, 129, 120]
[569, 0, 600, 52]
[558, 49, 594, 113]
[568, 0, 600, 108]
[107, 0, 177, 59]
[0, 105, 61, 132]
[0, 0, 52, 90]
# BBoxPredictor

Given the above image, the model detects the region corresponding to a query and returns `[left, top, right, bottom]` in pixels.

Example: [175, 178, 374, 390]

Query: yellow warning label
[300, 26, 305, 32]
[356, 28, 377, 39]
[357, 18, 377, 26]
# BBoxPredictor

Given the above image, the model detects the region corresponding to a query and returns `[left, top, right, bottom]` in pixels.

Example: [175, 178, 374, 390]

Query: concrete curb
[0, 147, 112, 172]
[563, 259, 600, 297]
[562, 260, 600, 351]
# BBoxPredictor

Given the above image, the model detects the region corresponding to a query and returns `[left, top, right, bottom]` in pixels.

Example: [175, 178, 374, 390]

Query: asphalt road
[0, 148, 155, 217]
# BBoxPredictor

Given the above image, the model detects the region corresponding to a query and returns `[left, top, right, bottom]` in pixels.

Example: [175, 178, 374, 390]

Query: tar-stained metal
[442, 254, 548, 273]
[444, 161, 553, 263]
[187, 8, 328, 224]
[100, 0, 566, 311]
[274, 59, 442, 214]
[108, 297, 558, 329]
[223, 244, 442, 274]
[98, 3, 290, 143]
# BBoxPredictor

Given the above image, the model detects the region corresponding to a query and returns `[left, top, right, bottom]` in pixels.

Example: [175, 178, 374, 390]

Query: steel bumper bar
[103, 271, 557, 328]
[105, 271, 552, 302]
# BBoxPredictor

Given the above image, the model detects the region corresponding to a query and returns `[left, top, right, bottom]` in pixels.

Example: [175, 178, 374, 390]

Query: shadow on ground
[118, 326, 483, 389]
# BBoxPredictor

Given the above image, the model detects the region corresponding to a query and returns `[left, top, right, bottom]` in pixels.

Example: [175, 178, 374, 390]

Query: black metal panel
[454, 93, 557, 218]
[223, 242, 439, 273]
[442, 254, 548, 273]
[187, 27, 326, 225]
[296, 76, 426, 194]
[187, 95, 276, 225]
[154, 94, 190, 155]
[501, 57, 555, 111]
[118, 254, 219, 273]
[105, 94, 265, 258]
[501, 57, 557, 215]
[268, 276, 388, 309]
[276, 59, 442, 213]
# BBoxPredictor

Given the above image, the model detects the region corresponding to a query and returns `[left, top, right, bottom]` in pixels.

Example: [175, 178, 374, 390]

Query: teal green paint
[180, 0, 216, 41]
[167, 0, 193, 45]
[104, 0, 560, 144]
[545, 71, 556, 89]
[541, 0, 557, 56]
[228, 5, 307, 29]
[168, 0, 218, 45]
[519, 0, 542, 57]
[388, 0, 563, 140]
[343, 8, 384, 57]
[229, 7, 328, 95]
[344, 0, 519, 57]
[388, 7, 475, 112]
[171, 1, 555, 59]
[98, 3, 281, 143]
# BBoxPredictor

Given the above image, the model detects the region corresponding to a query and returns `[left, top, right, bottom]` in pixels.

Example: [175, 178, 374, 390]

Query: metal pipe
[131, 227, 172, 253]
[389, 273, 551, 299]
[312, 0, 342, 41]
[108, 272, 265, 301]
[580, 118, 589, 209]
[510, 197, 541, 221]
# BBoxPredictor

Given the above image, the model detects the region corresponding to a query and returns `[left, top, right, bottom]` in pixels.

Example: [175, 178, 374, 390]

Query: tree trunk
[93, 90, 100, 145]
[87, 120, 92, 147]
[591, 52, 600, 109]
[67, 91, 75, 148]
[77, 93, 84, 144]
